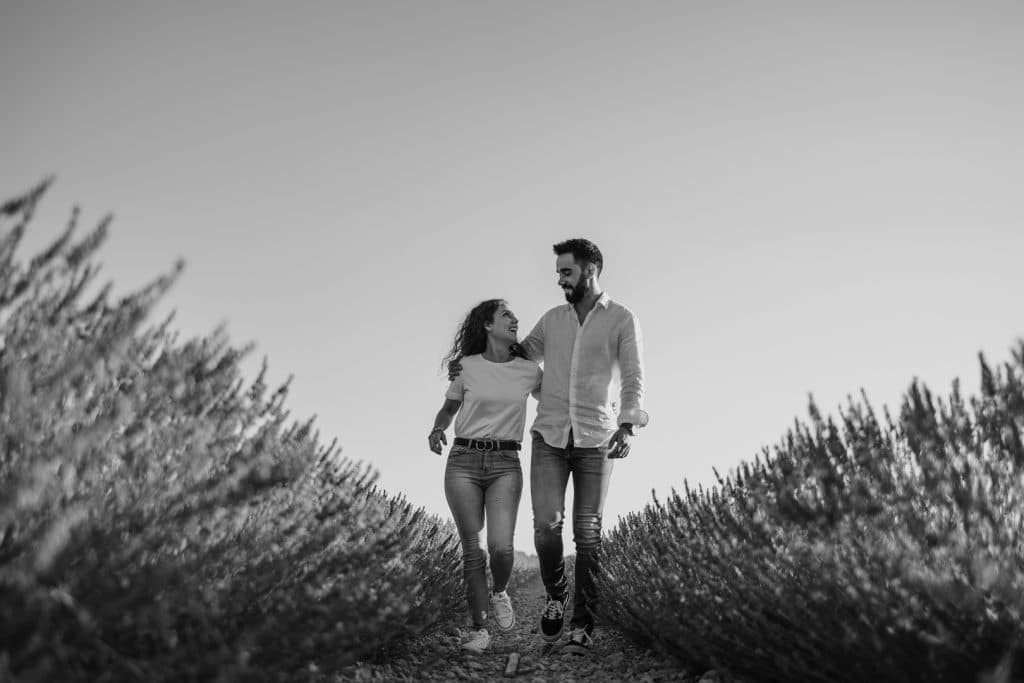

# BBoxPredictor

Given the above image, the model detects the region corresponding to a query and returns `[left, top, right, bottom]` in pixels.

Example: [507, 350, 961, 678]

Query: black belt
[453, 438, 521, 452]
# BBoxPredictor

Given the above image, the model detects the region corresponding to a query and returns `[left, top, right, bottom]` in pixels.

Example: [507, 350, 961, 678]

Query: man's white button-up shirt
[520, 293, 648, 448]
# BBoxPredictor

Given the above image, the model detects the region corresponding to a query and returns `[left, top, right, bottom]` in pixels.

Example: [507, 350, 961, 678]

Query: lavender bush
[0, 181, 461, 682]
[602, 341, 1024, 682]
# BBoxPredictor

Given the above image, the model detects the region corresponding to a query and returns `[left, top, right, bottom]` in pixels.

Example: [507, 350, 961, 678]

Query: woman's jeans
[444, 445, 523, 629]
[530, 430, 613, 635]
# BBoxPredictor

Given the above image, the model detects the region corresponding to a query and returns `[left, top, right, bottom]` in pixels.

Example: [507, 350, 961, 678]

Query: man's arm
[607, 311, 647, 459]
[516, 316, 545, 363]
[616, 311, 648, 431]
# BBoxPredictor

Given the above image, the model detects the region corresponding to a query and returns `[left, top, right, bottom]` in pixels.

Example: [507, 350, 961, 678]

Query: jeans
[530, 430, 613, 634]
[444, 446, 523, 629]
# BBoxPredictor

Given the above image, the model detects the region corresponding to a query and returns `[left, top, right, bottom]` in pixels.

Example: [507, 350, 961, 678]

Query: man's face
[556, 253, 590, 303]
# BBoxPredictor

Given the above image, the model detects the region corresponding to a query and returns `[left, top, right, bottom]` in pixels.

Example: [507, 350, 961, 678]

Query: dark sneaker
[564, 627, 593, 656]
[539, 593, 569, 642]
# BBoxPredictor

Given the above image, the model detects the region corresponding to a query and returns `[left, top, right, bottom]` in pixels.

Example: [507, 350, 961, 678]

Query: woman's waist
[451, 435, 523, 451]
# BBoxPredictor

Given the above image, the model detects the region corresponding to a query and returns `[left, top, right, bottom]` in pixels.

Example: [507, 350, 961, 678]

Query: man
[454, 238, 647, 655]
[519, 238, 647, 655]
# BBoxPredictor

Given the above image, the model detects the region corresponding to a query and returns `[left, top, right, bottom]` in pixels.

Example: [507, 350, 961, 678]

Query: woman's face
[486, 303, 519, 344]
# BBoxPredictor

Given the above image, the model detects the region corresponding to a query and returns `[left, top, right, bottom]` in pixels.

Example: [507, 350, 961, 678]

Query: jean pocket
[497, 450, 521, 462]
[448, 445, 469, 457]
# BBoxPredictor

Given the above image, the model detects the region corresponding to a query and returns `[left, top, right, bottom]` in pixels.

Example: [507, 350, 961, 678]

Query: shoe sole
[494, 618, 515, 633]
[564, 643, 590, 656]
[540, 626, 563, 643]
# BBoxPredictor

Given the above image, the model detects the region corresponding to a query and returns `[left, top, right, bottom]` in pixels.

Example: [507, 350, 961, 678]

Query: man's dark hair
[552, 238, 603, 276]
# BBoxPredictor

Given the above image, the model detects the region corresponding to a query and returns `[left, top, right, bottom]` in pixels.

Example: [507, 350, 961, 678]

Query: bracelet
[429, 427, 444, 437]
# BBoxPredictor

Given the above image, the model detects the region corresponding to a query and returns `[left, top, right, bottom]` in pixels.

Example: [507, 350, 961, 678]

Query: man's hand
[429, 429, 447, 454]
[607, 425, 633, 459]
[447, 358, 464, 382]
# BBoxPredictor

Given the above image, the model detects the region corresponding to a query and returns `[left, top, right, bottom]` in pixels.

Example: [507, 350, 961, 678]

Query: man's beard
[563, 280, 588, 303]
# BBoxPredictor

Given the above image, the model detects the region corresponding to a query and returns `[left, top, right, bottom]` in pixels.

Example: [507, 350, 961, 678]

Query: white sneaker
[461, 628, 491, 653]
[564, 627, 594, 656]
[490, 590, 515, 632]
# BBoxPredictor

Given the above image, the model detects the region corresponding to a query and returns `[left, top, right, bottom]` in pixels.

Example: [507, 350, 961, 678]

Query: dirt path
[338, 568, 699, 682]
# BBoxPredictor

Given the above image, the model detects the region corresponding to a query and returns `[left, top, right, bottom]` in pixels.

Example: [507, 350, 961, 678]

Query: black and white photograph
[3, 2, 1024, 681]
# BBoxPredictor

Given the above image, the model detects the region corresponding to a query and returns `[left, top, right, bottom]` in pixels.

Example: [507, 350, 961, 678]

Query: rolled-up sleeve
[519, 315, 545, 363]
[617, 312, 649, 428]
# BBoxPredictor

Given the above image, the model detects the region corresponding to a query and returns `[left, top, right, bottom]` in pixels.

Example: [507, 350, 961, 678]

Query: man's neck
[573, 286, 603, 322]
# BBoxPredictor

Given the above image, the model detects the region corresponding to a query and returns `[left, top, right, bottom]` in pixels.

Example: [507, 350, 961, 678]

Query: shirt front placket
[567, 304, 598, 445]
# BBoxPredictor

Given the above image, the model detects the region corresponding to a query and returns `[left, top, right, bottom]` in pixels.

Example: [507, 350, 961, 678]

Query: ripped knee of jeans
[533, 510, 564, 537]
[574, 512, 603, 550]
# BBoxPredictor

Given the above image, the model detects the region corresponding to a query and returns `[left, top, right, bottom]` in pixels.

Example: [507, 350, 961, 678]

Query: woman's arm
[428, 398, 462, 454]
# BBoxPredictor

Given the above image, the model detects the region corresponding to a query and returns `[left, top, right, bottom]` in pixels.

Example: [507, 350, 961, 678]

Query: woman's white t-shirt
[445, 355, 543, 441]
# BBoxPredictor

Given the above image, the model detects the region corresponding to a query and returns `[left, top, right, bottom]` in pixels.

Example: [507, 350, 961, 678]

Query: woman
[428, 299, 542, 654]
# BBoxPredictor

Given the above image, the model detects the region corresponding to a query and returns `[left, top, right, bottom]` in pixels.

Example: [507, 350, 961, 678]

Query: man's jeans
[530, 430, 613, 634]
[444, 446, 523, 629]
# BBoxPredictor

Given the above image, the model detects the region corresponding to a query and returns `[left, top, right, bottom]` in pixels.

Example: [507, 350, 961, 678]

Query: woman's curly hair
[441, 299, 525, 371]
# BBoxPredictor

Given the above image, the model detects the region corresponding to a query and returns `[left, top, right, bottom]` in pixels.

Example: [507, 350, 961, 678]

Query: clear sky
[4, 1, 1023, 555]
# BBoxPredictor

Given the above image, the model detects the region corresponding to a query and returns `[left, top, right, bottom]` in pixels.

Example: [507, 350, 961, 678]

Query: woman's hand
[429, 401, 460, 454]
[429, 428, 447, 454]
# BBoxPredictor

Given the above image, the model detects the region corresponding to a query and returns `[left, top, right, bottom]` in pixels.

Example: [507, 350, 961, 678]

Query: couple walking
[428, 238, 648, 656]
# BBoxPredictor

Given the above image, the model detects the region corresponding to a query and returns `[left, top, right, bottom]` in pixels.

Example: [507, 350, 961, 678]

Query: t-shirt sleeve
[445, 374, 465, 401]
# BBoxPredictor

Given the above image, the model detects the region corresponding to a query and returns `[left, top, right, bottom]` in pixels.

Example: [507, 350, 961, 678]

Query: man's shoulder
[603, 297, 639, 320]
[529, 304, 571, 329]
[540, 303, 570, 318]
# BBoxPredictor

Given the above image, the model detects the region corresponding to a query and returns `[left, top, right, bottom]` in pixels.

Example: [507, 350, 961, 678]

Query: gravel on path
[334, 567, 701, 682]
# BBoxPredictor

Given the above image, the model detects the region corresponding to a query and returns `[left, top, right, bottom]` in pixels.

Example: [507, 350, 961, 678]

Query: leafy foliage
[602, 344, 1024, 683]
[0, 181, 462, 682]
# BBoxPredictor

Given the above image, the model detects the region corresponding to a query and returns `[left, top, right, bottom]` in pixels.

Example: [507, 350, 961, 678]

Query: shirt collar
[564, 292, 611, 312]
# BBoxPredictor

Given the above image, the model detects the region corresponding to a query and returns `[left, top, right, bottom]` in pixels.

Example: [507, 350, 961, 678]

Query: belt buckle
[473, 439, 495, 452]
